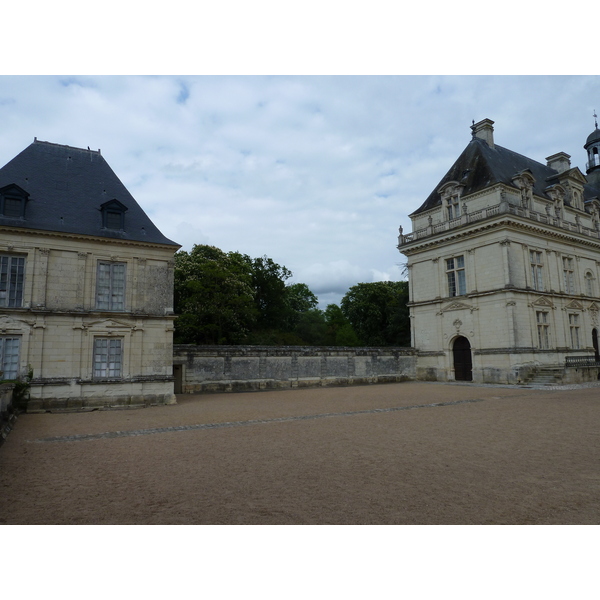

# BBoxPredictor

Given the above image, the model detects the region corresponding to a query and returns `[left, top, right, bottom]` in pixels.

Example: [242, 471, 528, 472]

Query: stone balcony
[398, 200, 600, 247]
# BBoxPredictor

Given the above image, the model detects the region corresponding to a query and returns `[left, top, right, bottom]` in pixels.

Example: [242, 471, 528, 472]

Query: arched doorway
[593, 328, 599, 362]
[453, 336, 472, 381]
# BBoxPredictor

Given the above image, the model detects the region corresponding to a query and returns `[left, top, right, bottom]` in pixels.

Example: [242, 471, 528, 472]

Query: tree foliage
[174, 245, 256, 344]
[174, 244, 410, 347]
[340, 281, 410, 346]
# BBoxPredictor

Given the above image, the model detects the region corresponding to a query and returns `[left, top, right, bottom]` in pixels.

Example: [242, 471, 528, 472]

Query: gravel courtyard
[1, 381, 599, 525]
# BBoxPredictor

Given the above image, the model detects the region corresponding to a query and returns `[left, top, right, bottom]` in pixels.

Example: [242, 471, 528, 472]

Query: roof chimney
[471, 118, 495, 148]
[546, 152, 571, 174]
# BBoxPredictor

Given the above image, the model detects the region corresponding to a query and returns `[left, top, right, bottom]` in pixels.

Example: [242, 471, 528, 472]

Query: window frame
[529, 250, 544, 291]
[93, 337, 123, 379]
[0, 335, 20, 380]
[536, 311, 550, 349]
[585, 271, 595, 297]
[446, 196, 461, 220]
[100, 199, 127, 231]
[569, 313, 580, 349]
[0, 184, 29, 219]
[0, 254, 25, 308]
[563, 257, 575, 294]
[446, 256, 466, 297]
[95, 261, 126, 311]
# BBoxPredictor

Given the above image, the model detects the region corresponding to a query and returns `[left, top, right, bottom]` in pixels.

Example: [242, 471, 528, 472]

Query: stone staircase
[529, 367, 563, 386]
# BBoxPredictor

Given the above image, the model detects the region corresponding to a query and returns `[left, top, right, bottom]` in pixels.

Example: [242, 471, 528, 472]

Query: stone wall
[0, 383, 15, 447]
[173, 345, 417, 394]
[0, 228, 177, 412]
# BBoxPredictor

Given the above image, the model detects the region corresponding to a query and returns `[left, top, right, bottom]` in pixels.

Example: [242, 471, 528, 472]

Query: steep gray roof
[412, 136, 600, 216]
[0, 140, 179, 246]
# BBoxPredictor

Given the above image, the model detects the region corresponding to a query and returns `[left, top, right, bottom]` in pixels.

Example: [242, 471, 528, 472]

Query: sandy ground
[0, 381, 599, 525]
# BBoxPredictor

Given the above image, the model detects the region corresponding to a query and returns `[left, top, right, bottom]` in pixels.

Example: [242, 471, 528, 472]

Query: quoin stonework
[398, 118, 600, 385]
[0, 140, 180, 411]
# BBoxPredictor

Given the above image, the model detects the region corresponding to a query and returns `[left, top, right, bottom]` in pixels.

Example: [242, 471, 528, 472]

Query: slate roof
[412, 136, 600, 216]
[0, 140, 179, 246]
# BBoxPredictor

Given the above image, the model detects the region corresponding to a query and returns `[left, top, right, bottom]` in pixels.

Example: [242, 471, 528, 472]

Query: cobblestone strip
[31, 397, 488, 444]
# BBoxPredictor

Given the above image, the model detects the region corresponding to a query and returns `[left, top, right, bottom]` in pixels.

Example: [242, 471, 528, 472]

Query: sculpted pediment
[564, 299, 585, 311]
[0, 314, 35, 331]
[440, 300, 473, 313]
[588, 302, 599, 312]
[529, 296, 555, 309]
[79, 318, 133, 330]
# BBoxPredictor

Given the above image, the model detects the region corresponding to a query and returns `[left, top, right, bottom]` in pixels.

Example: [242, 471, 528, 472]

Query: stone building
[398, 119, 600, 384]
[0, 139, 180, 410]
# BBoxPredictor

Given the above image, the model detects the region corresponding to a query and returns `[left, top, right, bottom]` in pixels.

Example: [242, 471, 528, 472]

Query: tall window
[446, 196, 461, 220]
[446, 256, 466, 297]
[96, 262, 126, 310]
[93, 338, 123, 378]
[0, 254, 25, 308]
[563, 257, 575, 294]
[530, 250, 544, 291]
[536, 311, 550, 349]
[569, 313, 580, 349]
[0, 336, 20, 379]
[585, 272, 595, 297]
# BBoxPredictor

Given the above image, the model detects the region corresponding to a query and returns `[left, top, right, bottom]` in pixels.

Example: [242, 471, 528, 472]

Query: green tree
[293, 308, 328, 345]
[340, 281, 410, 346]
[324, 304, 361, 346]
[174, 245, 256, 344]
[243, 254, 292, 331]
[286, 283, 319, 314]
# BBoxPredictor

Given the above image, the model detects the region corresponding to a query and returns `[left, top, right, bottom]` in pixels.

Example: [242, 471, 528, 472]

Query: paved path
[1, 381, 599, 524]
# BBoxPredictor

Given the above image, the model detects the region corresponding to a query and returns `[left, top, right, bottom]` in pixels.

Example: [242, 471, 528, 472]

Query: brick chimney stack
[471, 118, 495, 148]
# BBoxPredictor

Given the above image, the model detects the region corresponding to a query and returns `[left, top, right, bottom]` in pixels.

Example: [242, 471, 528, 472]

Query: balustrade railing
[398, 200, 600, 246]
[565, 356, 600, 368]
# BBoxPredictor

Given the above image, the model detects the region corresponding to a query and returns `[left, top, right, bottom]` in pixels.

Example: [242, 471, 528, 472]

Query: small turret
[584, 111, 600, 187]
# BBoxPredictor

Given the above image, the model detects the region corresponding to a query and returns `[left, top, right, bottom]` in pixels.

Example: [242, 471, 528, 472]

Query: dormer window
[512, 171, 535, 209]
[446, 196, 460, 219]
[0, 184, 29, 219]
[100, 199, 127, 231]
[438, 181, 465, 222]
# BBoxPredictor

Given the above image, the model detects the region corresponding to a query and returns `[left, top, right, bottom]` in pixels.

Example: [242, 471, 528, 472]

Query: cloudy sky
[2, 75, 599, 307]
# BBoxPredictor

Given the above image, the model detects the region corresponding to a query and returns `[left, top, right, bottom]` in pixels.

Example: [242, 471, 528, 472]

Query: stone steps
[530, 368, 563, 386]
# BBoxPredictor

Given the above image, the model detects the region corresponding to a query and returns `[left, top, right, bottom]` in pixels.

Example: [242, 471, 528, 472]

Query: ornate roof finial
[594, 109, 598, 130]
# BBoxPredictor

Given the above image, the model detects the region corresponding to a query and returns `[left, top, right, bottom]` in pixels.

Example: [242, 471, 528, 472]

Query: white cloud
[2, 75, 600, 309]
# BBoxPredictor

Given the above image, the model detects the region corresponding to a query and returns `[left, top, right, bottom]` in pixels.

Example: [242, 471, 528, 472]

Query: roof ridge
[33, 138, 101, 155]
[491, 142, 547, 167]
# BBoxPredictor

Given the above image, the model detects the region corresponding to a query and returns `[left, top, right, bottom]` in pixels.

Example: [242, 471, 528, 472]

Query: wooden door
[453, 336, 472, 381]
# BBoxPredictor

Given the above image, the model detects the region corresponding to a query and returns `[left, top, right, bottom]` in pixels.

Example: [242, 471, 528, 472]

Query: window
[446, 196, 461, 220]
[446, 256, 466, 297]
[0, 184, 29, 219]
[96, 262, 126, 310]
[105, 210, 123, 230]
[563, 257, 575, 294]
[585, 272, 595, 297]
[0, 254, 25, 307]
[536, 311, 550, 349]
[0, 336, 20, 379]
[93, 338, 123, 378]
[569, 313, 580, 349]
[100, 199, 127, 231]
[530, 250, 544, 291]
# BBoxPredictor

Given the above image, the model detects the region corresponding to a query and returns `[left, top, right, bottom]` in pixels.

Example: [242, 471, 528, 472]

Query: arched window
[585, 271, 595, 297]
